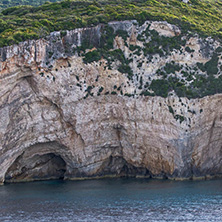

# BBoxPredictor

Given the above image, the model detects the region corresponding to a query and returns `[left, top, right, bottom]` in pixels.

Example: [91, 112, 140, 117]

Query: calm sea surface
[0, 178, 221, 222]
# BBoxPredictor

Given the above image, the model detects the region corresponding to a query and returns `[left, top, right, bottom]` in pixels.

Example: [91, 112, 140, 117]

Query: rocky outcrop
[0, 20, 221, 184]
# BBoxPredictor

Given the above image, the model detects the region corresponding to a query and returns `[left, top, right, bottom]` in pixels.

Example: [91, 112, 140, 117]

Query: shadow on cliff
[5, 152, 67, 183]
[4, 142, 69, 183]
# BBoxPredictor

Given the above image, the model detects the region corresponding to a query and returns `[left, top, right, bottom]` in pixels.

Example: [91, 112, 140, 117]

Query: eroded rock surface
[0, 20, 221, 184]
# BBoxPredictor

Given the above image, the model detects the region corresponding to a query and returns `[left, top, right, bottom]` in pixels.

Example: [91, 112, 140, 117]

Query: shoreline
[2, 174, 222, 185]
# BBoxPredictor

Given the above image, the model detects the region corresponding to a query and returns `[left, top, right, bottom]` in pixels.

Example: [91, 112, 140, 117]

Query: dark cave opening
[98, 156, 150, 178]
[5, 153, 67, 183]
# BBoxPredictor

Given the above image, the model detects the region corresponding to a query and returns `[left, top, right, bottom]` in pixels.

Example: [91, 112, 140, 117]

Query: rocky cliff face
[0, 20, 221, 184]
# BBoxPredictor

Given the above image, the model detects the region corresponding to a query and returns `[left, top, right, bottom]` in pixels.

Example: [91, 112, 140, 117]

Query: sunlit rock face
[0, 20, 221, 184]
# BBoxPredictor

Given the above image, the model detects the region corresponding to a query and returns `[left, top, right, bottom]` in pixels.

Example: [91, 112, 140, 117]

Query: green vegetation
[146, 44, 222, 99]
[0, 0, 61, 11]
[174, 114, 185, 124]
[168, 106, 174, 115]
[163, 62, 181, 74]
[118, 64, 133, 79]
[0, 0, 222, 100]
[196, 53, 219, 75]
[168, 105, 185, 124]
[185, 46, 195, 53]
[204, 53, 219, 75]
[83, 50, 101, 63]
[149, 67, 222, 99]
[142, 29, 186, 59]
[80, 26, 133, 79]
[150, 79, 170, 98]
[0, 0, 222, 47]
[80, 25, 222, 99]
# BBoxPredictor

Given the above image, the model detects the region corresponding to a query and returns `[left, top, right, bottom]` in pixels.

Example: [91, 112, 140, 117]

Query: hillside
[0, 0, 222, 47]
[0, 0, 61, 11]
[0, 0, 222, 184]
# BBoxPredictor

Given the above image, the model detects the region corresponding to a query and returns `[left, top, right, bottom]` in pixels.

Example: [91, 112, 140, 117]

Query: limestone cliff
[0, 20, 221, 184]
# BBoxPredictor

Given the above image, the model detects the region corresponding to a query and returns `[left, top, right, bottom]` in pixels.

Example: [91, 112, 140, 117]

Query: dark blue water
[0, 179, 221, 222]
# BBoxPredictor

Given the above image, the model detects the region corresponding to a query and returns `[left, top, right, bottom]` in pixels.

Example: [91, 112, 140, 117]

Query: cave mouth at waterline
[5, 153, 67, 183]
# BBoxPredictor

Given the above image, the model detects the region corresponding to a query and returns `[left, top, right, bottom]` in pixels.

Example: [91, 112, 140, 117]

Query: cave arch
[5, 153, 66, 183]
[4, 142, 69, 183]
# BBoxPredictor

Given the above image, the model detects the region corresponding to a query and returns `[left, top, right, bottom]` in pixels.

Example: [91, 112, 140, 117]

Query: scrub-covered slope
[0, 0, 62, 11]
[0, 0, 222, 47]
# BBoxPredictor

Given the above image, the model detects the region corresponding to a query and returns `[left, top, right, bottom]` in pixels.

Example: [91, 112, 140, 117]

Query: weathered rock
[149, 21, 181, 37]
[0, 20, 221, 184]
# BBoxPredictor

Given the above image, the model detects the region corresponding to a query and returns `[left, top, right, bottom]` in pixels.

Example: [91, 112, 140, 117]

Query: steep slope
[0, 0, 222, 47]
[0, 0, 61, 11]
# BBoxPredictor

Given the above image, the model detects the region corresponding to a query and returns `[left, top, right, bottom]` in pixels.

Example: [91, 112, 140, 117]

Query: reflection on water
[0, 178, 222, 221]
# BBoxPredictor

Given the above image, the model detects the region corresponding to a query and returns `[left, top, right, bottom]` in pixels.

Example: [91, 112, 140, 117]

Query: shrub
[60, 30, 67, 38]
[204, 53, 219, 75]
[185, 46, 195, 53]
[83, 50, 101, 64]
[118, 64, 133, 80]
[150, 79, 170, 97]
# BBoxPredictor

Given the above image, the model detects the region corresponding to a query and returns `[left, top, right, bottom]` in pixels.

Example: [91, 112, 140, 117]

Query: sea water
[0, 178, 221, 221]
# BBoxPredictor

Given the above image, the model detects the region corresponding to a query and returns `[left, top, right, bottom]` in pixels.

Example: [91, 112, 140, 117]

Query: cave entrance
[5, 153, 67, 183]
[100, 156, 150, 178]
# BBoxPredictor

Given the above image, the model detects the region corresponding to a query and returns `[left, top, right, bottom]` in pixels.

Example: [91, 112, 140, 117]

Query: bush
[204, 53, 219, 75]
[60, 30, 67, 38]
[1, 0, 222, 47]
[164, 62, 181, 74]
[118, 64, 133, 79]
[185, 46, 195, 53]
[83, 50, 101, 64]
[150, 79, 170, 97]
